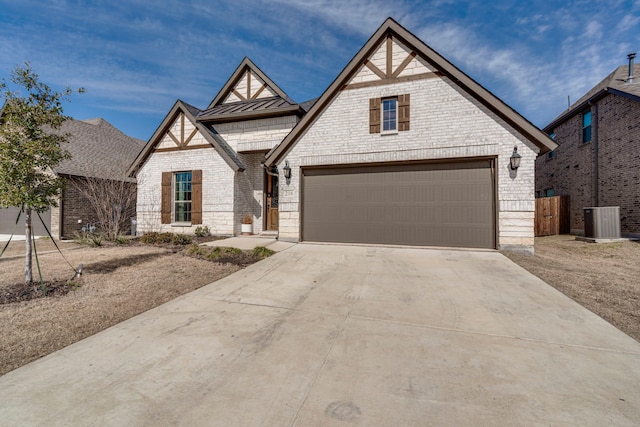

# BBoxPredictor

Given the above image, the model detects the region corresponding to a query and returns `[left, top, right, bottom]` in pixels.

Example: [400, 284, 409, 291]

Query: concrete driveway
[1, 244, 639, 426]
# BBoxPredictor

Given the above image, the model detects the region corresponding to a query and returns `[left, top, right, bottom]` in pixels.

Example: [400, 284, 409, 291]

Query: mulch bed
[0, 280, 79, 304]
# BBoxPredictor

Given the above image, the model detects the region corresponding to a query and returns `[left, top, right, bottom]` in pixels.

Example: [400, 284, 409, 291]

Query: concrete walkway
[1, 244, 639, 426]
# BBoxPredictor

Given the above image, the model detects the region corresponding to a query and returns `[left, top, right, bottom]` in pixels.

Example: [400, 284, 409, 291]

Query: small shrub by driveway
[504, 235, 640, 341]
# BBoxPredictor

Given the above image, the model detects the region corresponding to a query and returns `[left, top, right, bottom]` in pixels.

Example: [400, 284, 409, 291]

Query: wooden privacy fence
[535, 196, 570, 236]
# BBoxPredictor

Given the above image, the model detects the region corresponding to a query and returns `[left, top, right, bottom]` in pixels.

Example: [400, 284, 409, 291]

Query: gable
[265, 18, 556, 166]
[155, 112, 206, 152]
[127, 100, 245, 177]
[207, 57, 292, 109]
[223, 69, 279, 103]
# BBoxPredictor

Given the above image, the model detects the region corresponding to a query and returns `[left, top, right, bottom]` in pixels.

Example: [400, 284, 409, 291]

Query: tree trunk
[24, 207, 33, 284]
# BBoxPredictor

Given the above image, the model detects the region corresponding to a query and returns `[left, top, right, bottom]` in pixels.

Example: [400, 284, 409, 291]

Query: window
[382, 98, 397, 132]
[369, 94, 410, 134]
[582, 111, 592, 143]
[161, 170, 202, 225]
[174, 171, 192, 222]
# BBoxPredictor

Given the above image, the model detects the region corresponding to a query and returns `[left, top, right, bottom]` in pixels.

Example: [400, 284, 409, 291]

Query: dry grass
[0, 240, 242, 376]
[504, 235, 640, 342]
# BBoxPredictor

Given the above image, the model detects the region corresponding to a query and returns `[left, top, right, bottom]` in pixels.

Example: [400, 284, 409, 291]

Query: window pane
[382, 98, 397, 131]
[582, 112, 592, 143]
[174, 172, 192, 222]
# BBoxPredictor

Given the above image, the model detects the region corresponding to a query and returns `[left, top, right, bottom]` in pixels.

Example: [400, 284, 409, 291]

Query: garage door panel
[0, 207, 51, 236]
[302, 160, 495, 249]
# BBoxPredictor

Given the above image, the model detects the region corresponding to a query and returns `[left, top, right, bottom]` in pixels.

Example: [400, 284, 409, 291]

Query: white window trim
[172, 171, 193, 225]
[381, 97, 398, 135]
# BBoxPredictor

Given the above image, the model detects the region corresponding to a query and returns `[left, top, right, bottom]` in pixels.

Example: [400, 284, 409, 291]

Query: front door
[265, 173, 279, 231]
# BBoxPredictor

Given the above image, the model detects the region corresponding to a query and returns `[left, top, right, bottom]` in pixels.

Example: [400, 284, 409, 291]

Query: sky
[0, 0, 638, 141]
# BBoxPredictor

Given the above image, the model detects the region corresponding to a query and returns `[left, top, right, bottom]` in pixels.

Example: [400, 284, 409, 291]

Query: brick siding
[536, 93, 640, 234]
[60, 176, 137, 238]
[277, 76, 539, 252]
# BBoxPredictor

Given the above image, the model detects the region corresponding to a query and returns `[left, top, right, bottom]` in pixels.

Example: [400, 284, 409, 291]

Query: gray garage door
[0, 207, 51, 237]
[302, 159, 495, 249]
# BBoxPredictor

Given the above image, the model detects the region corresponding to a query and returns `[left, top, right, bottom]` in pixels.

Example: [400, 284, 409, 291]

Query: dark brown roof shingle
[52, 119, 146, 181]
[545, 64, 640, 132]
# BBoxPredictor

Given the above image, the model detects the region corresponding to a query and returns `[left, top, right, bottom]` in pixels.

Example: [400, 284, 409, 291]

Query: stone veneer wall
[276, 76, 539, 253]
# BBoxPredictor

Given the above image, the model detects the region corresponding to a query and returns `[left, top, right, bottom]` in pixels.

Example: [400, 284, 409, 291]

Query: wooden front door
[266, 173, 279, 231]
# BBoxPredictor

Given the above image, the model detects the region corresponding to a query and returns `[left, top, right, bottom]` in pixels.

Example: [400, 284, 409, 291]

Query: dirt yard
[504, 235, 640, 342]
[0, 238, 248, 376]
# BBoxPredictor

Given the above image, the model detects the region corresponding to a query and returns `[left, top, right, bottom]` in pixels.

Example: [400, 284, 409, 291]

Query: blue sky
[1, 0, 638, 141]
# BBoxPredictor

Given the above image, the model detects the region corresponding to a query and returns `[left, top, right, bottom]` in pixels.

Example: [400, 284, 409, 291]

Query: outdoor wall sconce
[283, 160, 292, 179]
[510, 146, 521, 170]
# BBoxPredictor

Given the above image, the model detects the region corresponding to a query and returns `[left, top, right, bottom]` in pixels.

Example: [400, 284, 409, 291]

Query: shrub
[242, 214, 253, 224]
[73, 231, 103, 247]
[140, 232, 191, 245]
[87, 233, 103, 247]
[252, 246, 275, 259]
[157, 232, 174, 244]
[171, 233, 192, 245]
[194, 225, 210, 237]
[114, 235, 129, 245]
[140, 232, 159, 244]
[185, 244, 206, 257]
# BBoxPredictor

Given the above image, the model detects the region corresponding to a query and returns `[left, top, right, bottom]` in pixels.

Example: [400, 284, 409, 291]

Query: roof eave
[543, 89, 610, 133]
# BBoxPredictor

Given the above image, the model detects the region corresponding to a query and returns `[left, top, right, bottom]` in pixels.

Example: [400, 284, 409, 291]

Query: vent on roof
[628, 52, 636, 83]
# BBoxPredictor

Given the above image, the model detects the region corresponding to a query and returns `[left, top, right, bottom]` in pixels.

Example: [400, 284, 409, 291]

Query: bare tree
[71, 176, 136, 240]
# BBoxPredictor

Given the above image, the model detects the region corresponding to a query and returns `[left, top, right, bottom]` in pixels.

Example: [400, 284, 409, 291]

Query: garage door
[302, 159, 495, 248]
[0, 207, 51, 237]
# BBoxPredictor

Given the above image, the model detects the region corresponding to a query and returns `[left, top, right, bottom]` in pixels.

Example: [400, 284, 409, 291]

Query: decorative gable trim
[265, 17, 556, 167]
[127, 100, 245, 177]
[207, 57, 293, 109]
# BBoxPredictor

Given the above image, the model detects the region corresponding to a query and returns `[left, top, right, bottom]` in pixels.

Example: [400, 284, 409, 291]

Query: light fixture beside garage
[510, 146, 521, 170]
[283, 160, 292, 180]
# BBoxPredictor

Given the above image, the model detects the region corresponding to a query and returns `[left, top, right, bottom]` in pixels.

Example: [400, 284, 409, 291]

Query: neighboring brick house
[537, 56, 640, 235]
[130, 18, 556, 253]
[0, 118, 145, 238]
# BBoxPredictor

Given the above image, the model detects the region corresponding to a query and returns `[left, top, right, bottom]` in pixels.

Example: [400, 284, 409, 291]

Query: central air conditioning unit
[583, 207, 621, 239]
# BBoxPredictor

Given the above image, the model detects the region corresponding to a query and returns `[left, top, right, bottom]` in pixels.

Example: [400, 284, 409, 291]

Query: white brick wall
[136, 122, 284, 237]
[136, 135, 236, 235]
[215, 116, 297, 153]
[276, 75, 538, 252]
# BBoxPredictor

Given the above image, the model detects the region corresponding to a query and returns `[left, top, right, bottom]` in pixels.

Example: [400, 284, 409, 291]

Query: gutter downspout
[591, 101, 599, 206]
[262, 162, 279, 177]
